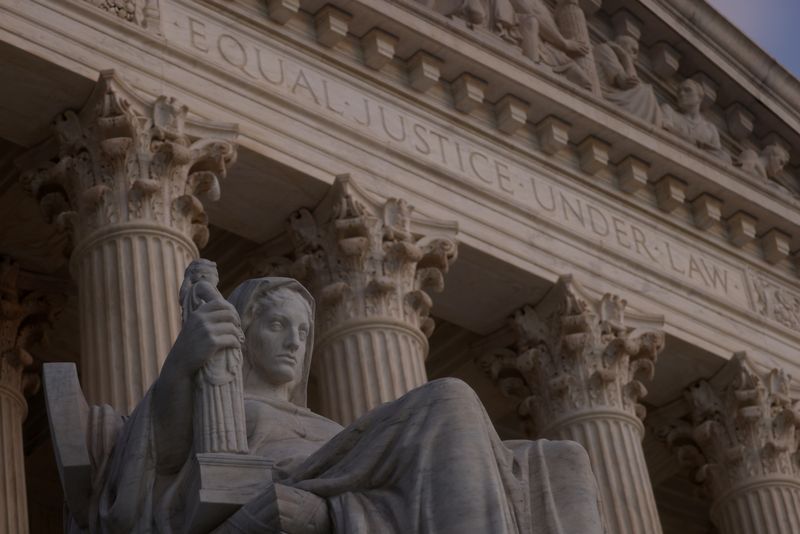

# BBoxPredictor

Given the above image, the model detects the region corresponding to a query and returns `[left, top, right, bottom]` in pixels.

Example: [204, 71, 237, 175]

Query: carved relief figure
[594, 35, 662, 126]
[737, 143, 797, 193]
[51, 274, 605, 533]
[661, 79, 731, 163]
[510, 0, 593, 90]
[427, 0, 593, 90]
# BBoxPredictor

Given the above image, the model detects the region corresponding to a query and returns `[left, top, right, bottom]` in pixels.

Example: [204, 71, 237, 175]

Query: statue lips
[274, 353, 298, 365]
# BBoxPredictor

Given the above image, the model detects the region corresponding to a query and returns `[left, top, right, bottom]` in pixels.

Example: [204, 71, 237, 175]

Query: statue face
[764, 146, 788, 177]
[246, 292, 310, 386]
[677, 80, 702, 112]
[618, 36, 638, 59]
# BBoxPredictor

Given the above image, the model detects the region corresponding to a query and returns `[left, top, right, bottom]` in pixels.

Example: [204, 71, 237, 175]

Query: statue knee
[541, 439, 594, 479]
[421, 377, 483, 407]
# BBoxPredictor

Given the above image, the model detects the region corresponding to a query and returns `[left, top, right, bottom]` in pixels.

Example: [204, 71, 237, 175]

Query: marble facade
[2, 0, 800, 532]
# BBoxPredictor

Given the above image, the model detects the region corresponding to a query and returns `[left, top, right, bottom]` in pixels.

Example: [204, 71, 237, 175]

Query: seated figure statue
[45, 261, 605, 534]
[594, 35, 662, 126]
[661, 79, 731, 163]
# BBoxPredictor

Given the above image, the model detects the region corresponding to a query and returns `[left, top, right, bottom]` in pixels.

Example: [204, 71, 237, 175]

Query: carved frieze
[661, 79, 730, 163]
[478, 275, 665, 434]
[82, 0, 160, 31]
[737, 143, 796, 193]
[21, 71, 237, 253]
[594, 34, 661, 126]
[745, 269, 800, 331]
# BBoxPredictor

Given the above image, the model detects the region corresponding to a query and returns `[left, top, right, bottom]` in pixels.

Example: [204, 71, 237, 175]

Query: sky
[707, 0, 800, 78]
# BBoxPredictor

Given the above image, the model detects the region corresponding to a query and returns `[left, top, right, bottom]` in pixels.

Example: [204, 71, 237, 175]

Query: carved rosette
[21, 71, 237, 254]
[287, 175, 457, 342]
[480, 276, 664, 433]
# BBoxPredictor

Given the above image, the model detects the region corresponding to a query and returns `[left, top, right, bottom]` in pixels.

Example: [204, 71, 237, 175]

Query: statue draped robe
[87, 378, 604, 534]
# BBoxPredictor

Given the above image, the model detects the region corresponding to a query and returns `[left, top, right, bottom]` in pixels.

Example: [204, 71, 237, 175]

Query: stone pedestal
[285, 175, 457, 424]
[22, 71, 237, 413]
[0, 258, 58, 534]
[672, 353, 800, 534]
[480, 275, 665, 534]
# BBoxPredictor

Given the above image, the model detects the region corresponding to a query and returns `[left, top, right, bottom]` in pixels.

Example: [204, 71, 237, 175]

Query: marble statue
[178, 259, 248, 454]
[661, 79, 732, 163]
[737, 143, 797, 193]
[45, 264, 605, 533]
[594, 35, 662, 126]
[427, 0, 594, 90]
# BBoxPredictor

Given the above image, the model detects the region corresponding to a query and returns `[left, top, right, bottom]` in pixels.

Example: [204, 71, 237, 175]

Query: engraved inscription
[164, 7, 751, 309]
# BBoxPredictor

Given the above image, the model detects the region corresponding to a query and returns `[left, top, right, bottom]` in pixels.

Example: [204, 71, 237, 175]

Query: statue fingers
[202, 307, 242, 327]
[212, 333, 243, 350]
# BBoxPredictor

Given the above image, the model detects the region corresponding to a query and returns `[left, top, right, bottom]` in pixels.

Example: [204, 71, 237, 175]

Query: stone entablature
[63, 0, 800, 274]
[6, 0, 800, 370]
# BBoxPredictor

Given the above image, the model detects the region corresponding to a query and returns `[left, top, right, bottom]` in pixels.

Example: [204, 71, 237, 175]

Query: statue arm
[530, 1, 588, 57]
[152, 299, 244, 473]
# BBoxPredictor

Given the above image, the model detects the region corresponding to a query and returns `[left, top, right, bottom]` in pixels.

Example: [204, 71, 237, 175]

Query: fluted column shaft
[315, 322, 427, 423]
[545, 411, 661, 534]
[0, 383, 27, 534]
[0, 258, 57, 534]
[712, 480, 800, 534]
[73, 224, 196, 411]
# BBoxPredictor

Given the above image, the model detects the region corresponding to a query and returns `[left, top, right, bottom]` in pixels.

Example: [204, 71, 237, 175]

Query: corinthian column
[0, 258, 59, 534]
[21, 71, 237, 413]
[671, 353, 800, 534]
[479, 275, 665, 534]
[285, 175, 457, 424]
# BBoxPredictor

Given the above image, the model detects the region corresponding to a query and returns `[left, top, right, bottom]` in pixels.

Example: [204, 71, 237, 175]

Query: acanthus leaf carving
[282, 174, 458, 339]
[667, 353, 800, 499]
[0, 257, 63, 403]
[20, 71, 237, 253]
[478, 275, 665, 435]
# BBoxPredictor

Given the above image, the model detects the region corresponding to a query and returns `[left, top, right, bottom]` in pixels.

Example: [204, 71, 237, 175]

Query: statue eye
[299, 329, 308, 341]
[269, 320, 284, 331]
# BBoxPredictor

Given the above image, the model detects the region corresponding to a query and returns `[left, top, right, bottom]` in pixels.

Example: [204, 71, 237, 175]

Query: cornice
[651, 0, 800, 136]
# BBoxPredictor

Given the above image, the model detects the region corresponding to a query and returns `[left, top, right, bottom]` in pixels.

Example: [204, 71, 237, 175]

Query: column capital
[286, 174, 458, 341]
[0, 257, 61, 409]
[670, 353, 800, 499]
[479, 275, 665, 434]
[19, 70, 238, 253]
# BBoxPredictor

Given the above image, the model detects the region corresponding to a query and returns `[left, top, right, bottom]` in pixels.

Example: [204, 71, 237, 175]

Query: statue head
[677, 79, 704, 113]
[762, 143, 790, 178]
[615, 35, 639, 60]
[228, 278, 315, 407]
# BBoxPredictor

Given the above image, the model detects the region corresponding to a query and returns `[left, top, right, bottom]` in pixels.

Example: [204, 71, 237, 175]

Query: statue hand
[564, 39, 589, 58]
[171, 299, 243, 375]
[275, 484, 331, 534]
[620, 75, 639, 89]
